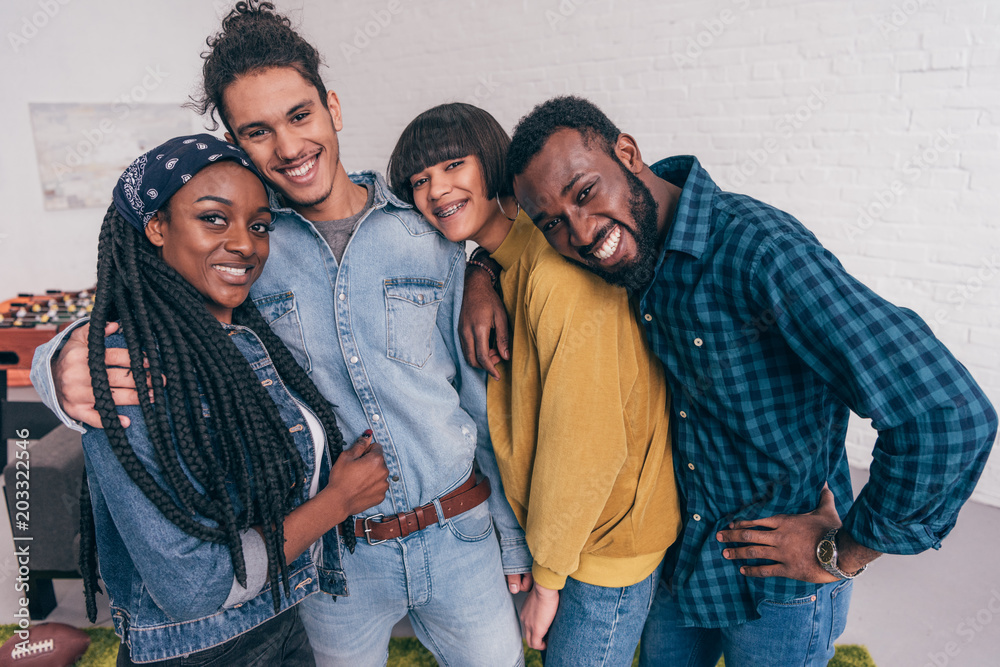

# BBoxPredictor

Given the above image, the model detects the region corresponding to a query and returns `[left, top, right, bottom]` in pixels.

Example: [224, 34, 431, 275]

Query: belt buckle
[363, 514, 386, 546]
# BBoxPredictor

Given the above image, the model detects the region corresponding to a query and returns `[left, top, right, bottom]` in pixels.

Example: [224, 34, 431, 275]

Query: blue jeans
[116, 606, 314, 666]
[542, 563, 662, 667]
[638, 577, 853, 667]
[298, 502, 523, 667]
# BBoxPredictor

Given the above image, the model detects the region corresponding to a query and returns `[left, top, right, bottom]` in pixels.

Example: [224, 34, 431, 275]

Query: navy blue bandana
[112, 134, 268, 232]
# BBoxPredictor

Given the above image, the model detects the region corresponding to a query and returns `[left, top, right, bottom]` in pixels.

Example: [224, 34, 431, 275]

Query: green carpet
[0, 625, 875, 665]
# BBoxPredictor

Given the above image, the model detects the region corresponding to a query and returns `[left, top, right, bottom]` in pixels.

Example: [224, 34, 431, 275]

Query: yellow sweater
[488, 214, 681, 590]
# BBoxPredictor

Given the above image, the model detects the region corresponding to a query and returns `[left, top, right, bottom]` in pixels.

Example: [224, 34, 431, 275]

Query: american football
[0, 623, 90, 667]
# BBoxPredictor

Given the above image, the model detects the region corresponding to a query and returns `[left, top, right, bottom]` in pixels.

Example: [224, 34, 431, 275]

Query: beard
[276, 116, 340, 210]
[286, 178, 337, 210]
[570, 162, 660, 293]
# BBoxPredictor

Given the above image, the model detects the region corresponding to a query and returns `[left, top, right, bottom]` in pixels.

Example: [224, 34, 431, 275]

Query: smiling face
[222, 66, 345, 220]
[514, 128, 660, 292]
[145, 161, 272, 323]
[409, 155, 496, 245]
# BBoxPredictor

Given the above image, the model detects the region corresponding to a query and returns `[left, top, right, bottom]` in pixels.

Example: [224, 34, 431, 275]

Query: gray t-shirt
[312, 186, 374, 264]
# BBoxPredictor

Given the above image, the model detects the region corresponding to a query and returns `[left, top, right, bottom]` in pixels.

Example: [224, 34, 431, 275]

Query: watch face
[817, 540, 836, 565]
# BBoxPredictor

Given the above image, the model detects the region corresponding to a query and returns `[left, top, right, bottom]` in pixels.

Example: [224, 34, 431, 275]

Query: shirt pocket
[662, 323, 746, 404]
[252, 291, 312, 374]
[384, 278, 445, 368]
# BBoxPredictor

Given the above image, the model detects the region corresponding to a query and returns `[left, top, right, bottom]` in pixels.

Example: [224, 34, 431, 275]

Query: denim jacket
[251, 171, 528, 569]
[80, 328, 340, 663]
[31, 171, 530, 574]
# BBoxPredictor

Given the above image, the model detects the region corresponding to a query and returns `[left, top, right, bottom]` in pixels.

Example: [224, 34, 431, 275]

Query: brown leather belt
[344, 473, 491, 545]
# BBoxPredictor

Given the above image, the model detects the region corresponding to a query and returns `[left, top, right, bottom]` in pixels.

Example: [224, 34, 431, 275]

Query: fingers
[716, 526, 780, 545]
[109, 387, 141, 406]
[722, 544, 778, 561]
[818, 483, 836, 509]
[739, 562, 839, 583]
[78, 411, 131, 430]
[738, 564, 785, 578]
[69, 322, 91, 343]
[106, 367, 141, 390]
[350, 430, 374, 455]
[506, 572, 533, 594]
[474, 326, 501, 381]
[77, 409, 105, 430]
[477, 347, 502, 382]
[493, 312, 511, 361]
[104, 322, 120, 335]
[105, 348, 140, 369]
[459, 327, 480, 369]
[726, 515, 784, 530]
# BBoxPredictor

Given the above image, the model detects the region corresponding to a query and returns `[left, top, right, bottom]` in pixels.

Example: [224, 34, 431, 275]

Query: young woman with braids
[388, 104, 681, 665]
[78, 134, 389, 666]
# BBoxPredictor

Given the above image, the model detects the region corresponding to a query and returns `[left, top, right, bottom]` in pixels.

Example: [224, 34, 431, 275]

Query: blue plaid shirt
[640, 156, 997, 628]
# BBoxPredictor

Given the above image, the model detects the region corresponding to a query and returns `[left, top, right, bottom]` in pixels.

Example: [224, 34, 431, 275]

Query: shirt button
[644, 314, 652, 322]
[693, 514, 702, 522]
[417, 294, 424, 302]
[694, 338, 703, 347]
[339, 293, 346, 301]
[372, 414, 381, 422]
[392, 475, 400, 482]
[350, 356, 359, 364]
[687, 463, 695, 470]
[679, 410, 687, 418]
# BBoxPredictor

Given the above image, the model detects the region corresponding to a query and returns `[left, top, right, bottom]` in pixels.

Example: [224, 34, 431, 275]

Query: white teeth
[214, 265, 249, 276]
[283, 158, 316, 178]
[591, 226, 622, 260]
[438, 202, 465, 218]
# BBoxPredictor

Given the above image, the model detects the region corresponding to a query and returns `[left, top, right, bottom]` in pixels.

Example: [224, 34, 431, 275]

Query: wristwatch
[816, 528, 867, 579]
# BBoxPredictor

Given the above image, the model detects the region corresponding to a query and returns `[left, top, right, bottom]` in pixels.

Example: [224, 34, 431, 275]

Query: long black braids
[79, 204, 355, 621]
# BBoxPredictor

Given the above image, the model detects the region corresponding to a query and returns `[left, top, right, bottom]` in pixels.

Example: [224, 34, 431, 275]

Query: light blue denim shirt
[31, 171, 530, 575]
[80, 327, 342, 663]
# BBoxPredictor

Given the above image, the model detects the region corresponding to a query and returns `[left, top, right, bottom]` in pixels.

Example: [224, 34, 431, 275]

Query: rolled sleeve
[29, 318, 90, 434]
[844, 398, 997, 555]
[83, 405, 246, 620]
[531, 562, 568, 591]
[222, 528, 270, 608]
[753, 236, 998, 555]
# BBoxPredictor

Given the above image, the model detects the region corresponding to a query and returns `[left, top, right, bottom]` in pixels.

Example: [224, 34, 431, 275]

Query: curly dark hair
[187, 1, 327, 132]
[79, 203, 355, 621]
[507, 95, 622, 178]
[387, 103, 514, 206]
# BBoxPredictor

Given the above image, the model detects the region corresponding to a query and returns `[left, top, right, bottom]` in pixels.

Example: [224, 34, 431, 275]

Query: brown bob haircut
[388, 103, 514, 206]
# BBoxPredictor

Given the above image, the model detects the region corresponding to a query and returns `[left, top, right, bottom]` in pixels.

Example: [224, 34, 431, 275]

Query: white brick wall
[1, 0, 996, 505]
[306, 0, 1000, 507]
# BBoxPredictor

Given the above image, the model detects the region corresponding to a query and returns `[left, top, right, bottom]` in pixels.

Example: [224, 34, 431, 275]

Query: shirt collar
[650, 155, 718, 260]
[491, 213, 535, 272]
[267, 170, 411, 212]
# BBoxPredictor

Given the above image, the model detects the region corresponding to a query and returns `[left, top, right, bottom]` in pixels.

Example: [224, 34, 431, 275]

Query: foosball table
[0, 289, 95, 387]
[1, 289, 94, 449]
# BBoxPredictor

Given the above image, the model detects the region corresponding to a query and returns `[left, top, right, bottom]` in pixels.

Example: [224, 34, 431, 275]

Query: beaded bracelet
[468, 247, 500, 288]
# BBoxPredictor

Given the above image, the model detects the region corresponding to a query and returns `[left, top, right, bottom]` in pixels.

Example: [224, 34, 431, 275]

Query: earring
[496, 197, 520, 222]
